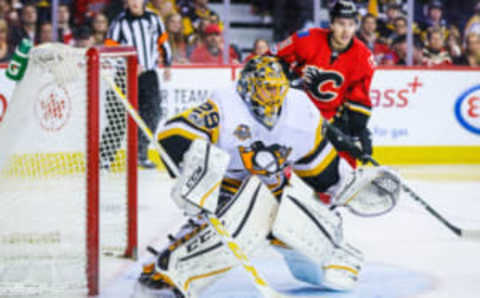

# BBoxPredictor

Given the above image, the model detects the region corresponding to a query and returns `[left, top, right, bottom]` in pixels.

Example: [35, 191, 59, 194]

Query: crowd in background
[0, 0, 479, 67]
[352, 0, 480, 66]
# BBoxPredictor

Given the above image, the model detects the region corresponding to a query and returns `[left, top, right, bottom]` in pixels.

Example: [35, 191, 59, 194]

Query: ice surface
[75, 166, 480, 297]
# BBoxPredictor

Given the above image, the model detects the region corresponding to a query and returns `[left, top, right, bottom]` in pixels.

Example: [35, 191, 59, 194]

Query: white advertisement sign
[369, 69, 480, 146]
[2, 66, 479, 147]
[157, 67, 234, 120]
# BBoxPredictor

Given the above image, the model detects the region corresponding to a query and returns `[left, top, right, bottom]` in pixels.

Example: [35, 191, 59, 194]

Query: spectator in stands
[391, 34, 407, 65]
[91, 12, 108, 45]
[446, 26, 463, 60]
[413, 36, 426, 65]
[187, 17, 210, 50]
[423, 26, 452, 66]
[0, 18, 12, 62]
[147, 0, 163, 16]
[73, 0, 111, 25]
[357, 13, 393, 65]
[0, 0, 10, 20]
[189, 23, 240, 64]
[179, 0, 220, 37]
[57, 4, 73, 45]
[165, 12, 190, 64]
[0, 0, 20, 25]
[377, 3, 402, 43]
[243, 38, 269, 62]
[454, 32, 480, 67]
[388, 16, 408, 42]
[38, 22, 52, 44]
[419, 1, 449, 41]
[147, 0, 176, 19]
[464, 1, 480, 37]
[74, 25, 93, 48]
[9, 3, 38, 48]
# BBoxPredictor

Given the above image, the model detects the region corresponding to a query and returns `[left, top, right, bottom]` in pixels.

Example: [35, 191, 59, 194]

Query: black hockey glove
[328, 104, 373, 163]
[352, 128, 373, 163]
[324, 122, 373, 164]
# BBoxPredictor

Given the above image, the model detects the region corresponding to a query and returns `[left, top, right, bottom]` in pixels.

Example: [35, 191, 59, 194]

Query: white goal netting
[0, 43, 137, 296]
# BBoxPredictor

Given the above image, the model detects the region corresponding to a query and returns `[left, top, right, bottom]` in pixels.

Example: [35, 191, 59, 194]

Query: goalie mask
[237, 56, 289, 129]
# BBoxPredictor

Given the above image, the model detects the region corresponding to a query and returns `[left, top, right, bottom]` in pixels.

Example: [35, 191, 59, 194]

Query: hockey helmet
[237, 56, 289, 129]
[330, 0, 358, 22]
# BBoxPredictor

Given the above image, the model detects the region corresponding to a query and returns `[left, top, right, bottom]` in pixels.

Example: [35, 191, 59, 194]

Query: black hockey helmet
[330, 0, 358, 22]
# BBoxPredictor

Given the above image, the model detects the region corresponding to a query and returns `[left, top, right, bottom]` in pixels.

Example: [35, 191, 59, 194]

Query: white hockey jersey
[157, 85, 340, 196]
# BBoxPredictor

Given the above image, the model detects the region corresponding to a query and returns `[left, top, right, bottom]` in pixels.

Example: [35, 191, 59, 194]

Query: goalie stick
[324, 122, 480, 241]
[103, 75, 289, 298]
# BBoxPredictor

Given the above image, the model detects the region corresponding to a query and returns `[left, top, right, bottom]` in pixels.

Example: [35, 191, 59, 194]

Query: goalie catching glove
[171, 138, 231, 216]
[332, 166, 402, 217]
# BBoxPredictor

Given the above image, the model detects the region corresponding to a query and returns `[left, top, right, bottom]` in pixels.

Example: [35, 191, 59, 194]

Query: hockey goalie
[138, 56, 401, 297]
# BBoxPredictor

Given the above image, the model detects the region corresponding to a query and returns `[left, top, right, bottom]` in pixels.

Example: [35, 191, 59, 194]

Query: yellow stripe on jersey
[302, 119, 324, 161]
[346, 102, 372, 117]
[295, 148, 338, 178]
[221, 184, 239, 194]
[172, 99, 221, 144]
[223, 177, 242, 187]
[157, 127, 204, 143]
[273, 189, 283, 197]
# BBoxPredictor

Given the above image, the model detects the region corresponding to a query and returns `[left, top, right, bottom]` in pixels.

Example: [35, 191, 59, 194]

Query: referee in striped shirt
[106, 0, 172, 169]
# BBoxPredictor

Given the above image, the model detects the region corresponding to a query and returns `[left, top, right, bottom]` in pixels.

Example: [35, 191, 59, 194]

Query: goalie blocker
[139, 139, 400, 297]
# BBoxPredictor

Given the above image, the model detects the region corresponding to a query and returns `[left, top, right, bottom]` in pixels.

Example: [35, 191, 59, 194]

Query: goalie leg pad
[272, 173, 364, 291]
[171, 138, 231, 216]
[274, 242, 364, 291]
[272, 172, 343, 270]
[322, 242, 364, 291]
[274, 246, 324, 286]
[157, 176, 279, 297]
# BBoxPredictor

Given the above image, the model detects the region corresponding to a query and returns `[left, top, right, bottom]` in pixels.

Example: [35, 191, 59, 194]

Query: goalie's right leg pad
[272, 172, 363, 291]
[153, 175, 279, 298]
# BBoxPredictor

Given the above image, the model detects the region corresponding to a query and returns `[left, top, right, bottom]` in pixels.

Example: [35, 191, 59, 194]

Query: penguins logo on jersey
[303, 65, 344, 102]
[239, 141, 292, 176]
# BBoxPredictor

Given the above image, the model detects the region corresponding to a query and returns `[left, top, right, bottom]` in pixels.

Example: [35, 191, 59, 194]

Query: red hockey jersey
[275, 28, 375, 120]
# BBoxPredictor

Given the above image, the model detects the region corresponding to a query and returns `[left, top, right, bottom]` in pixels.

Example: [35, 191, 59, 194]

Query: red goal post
[86, 46, 138, 295]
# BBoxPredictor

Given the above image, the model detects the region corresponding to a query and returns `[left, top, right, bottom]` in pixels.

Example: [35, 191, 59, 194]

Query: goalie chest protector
[210, 86, 323, 186]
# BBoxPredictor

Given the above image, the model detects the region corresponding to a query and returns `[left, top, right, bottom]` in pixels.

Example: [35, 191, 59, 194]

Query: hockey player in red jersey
[274, 0, 375, 168]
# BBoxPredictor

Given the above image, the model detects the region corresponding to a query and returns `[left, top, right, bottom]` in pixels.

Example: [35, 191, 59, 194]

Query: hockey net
[0, 44, 138, 296]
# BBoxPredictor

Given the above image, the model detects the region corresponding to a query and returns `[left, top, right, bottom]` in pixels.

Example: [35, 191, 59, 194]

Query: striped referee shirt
[106, 9, 172, 70]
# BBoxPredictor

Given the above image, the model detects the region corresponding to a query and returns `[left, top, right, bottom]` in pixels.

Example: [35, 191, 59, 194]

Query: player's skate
[137, 175, 279, 298]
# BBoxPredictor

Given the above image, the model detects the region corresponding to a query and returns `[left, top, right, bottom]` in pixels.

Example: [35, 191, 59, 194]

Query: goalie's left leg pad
[272, 172, 343, 267]
[272, 172, 364, 290]
[157, 176, 279, 297]
[322, 242, 364, 291]
[274, 246, 324, 286]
